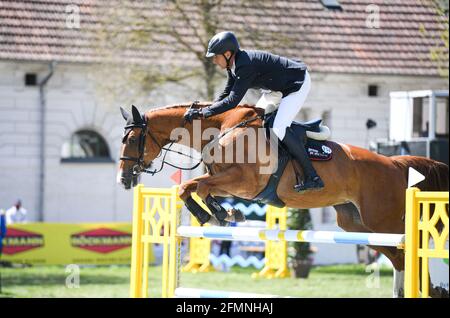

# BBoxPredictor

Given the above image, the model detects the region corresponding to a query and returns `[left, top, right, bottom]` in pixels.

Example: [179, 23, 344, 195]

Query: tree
[287, 208, 315, 278]
[93, 0, 294, 104]
[420, 0, 449, 79]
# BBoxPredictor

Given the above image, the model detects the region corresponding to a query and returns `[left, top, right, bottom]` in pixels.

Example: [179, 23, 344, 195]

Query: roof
[0, 0, 448, 76]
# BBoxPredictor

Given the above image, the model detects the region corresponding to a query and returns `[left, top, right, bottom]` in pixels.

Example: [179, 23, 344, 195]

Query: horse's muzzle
[118, 170, 140, 190]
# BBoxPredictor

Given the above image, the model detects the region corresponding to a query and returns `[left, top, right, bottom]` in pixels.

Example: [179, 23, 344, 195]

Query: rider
[184, 31, 324, 192]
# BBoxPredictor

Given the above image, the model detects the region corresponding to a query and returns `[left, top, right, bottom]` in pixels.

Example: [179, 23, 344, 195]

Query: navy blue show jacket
[203, 49, 307, 117]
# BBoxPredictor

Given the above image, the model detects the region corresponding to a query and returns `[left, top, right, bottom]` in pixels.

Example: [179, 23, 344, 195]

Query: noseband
[120, 121, 162, 176]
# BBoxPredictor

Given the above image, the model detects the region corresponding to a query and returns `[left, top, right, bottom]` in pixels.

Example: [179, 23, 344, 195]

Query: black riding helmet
[205, 31, 239, 58]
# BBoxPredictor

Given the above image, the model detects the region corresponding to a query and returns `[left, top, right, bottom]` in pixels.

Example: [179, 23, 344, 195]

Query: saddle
[252, 110, 333, 208]
[263, 112, 333, 161]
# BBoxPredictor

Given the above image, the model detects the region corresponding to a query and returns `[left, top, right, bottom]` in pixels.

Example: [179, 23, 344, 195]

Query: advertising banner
[1, 223, 153, 265]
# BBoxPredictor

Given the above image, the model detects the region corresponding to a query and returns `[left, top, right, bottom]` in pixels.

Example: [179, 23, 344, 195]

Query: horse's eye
[128, 137, 137, 145]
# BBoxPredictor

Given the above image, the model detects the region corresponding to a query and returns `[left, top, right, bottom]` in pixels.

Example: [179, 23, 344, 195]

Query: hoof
[225, 209, 246, 223]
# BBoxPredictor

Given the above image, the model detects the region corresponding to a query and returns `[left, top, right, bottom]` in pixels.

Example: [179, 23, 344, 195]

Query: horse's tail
[391, 155, 449, 191]
[392, 156, 448, 297]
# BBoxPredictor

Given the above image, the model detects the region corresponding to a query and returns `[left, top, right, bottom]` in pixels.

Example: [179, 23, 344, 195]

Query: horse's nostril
[119, 175, 132, 189]
[123, 181, 131, 190]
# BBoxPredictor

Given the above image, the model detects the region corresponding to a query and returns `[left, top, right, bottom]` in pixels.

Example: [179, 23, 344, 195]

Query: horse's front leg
[194, 165, 246, 226]
[179, 167, 246, 226]
[178, 174, 215, 226]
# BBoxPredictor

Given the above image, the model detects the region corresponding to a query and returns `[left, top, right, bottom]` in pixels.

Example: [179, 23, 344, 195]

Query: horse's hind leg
[334, 203, 405, 297]
[334, 203, 402, 266]
[349, 193, 408, 297]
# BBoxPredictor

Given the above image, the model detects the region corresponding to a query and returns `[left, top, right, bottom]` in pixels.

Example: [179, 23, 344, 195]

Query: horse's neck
[147, 105, 223, 153]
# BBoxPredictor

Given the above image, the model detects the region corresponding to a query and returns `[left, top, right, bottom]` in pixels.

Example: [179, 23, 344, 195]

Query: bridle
[119, 119, 158, 176]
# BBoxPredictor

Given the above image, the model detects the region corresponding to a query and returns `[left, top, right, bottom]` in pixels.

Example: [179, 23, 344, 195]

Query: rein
[216, 113, 265, 140]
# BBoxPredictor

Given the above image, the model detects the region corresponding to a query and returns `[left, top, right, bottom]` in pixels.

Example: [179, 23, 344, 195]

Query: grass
[0, 264, 394, 298]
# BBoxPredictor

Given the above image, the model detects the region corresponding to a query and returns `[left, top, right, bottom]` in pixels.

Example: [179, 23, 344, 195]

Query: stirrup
[294, 176, 324, 193]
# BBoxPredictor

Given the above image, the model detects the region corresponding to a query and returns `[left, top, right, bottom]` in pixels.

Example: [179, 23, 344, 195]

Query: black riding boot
[281, 127, 324, 192]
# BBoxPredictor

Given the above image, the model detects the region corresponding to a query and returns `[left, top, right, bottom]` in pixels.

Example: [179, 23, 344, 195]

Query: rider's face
[212, 51, 233, 70]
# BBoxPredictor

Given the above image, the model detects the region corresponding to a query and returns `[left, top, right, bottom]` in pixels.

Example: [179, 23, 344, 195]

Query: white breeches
[259, 70, 311, 140]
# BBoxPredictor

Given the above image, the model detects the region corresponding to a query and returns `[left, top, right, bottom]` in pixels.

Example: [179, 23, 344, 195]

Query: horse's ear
[120, 107, 130, 121]
[131, 105, 143, 124]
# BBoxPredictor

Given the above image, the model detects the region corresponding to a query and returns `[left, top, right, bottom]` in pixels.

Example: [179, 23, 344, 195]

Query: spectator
[5, 199, 27, 225]
[0, 208, 6, 246]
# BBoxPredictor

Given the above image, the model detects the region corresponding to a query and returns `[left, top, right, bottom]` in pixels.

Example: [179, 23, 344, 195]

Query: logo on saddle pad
[2, 228, 44, 255]
[306, 141, 333, 161]
[322, 145, 332, 154]
[71, 228, 132, 254]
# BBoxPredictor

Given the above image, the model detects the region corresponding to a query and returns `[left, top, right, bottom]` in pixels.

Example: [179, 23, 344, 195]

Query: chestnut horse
[117, 103, 448, 283]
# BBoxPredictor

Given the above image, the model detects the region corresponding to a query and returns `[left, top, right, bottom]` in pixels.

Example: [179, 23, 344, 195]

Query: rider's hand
[183, 108, 203, 123]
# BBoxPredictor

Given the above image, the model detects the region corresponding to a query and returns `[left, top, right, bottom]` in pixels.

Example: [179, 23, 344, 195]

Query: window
[412, 97, 425, 137]
[368, 84, 378, 97]
[436, 97, 449, 138]
[61, 130, 113, 163]
[411, 96, 449, 139]
[25, 73, 37, 86]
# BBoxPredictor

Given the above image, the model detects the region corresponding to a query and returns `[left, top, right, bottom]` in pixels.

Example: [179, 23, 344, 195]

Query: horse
[117, 102, 448, 296]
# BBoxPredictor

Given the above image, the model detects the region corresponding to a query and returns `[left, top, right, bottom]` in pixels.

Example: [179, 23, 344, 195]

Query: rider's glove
[183, 108, 203, 123]
[201, 107, 214, 118]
